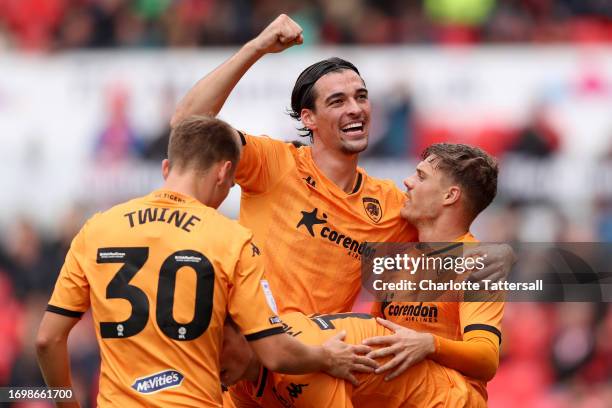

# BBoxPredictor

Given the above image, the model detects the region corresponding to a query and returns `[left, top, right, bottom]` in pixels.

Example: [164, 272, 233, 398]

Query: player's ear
[444, 186, 461, 206]
[162, 159, 171, 180]
[216, 160, 233, 185]
[301, 108, 316, 132]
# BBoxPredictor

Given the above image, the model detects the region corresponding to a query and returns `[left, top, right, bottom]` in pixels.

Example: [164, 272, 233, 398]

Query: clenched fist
[249, 14, 304, 55]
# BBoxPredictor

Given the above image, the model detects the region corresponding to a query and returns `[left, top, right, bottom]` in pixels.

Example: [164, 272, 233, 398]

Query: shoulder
[360, 170, 404, 201]
[208, 209, 253, 243]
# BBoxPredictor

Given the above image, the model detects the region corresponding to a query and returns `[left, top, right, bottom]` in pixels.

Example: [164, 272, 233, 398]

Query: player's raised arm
[171, 14, 303, 127]
[249, 328, 377, 386]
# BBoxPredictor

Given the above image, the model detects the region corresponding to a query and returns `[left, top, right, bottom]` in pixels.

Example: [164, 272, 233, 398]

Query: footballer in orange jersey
[37, 116, 376, 408]
[172, 15, 514, 317]
[234, 132, 415, 314]
[366, 143, 503, 402]
[223, 312, 485, 408]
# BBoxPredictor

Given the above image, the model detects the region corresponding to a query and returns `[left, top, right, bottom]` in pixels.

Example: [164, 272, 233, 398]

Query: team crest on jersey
[362, 197, 382, 223]
[131, 370, 184, 394]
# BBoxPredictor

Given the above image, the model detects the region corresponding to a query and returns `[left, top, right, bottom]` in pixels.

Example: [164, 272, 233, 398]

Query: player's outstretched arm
[249, 330, 377, 386]
[171, 14, 303, 128]
[36, 312, 81, 408]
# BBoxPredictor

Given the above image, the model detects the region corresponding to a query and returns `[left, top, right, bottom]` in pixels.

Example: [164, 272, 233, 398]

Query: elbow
[170, 106, 217, 129]
[169, 111, 183, 129]
[35, 331, 63, 357]
[483, 361, 499, 382]
[474, 359, 499, 382]
[35, 334, 53, 356]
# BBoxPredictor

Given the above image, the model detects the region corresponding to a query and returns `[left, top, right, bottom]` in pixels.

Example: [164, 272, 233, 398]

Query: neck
[245, 358, 262, 384]
[415, 211, 470, 242]
[311, 143, 359, 193]
[162, 171, 212, 206]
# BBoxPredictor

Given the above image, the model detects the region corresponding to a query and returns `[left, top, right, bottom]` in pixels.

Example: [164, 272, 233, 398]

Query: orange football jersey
[228, 312, 485, 408]
[47, 189, 282, 407]
[235, 133, 417, 314]
[371, 233, 504, 399]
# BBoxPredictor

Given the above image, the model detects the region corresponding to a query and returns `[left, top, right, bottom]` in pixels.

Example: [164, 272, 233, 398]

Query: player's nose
[346, 97, 362, 116]
[403, 175, 415, 190]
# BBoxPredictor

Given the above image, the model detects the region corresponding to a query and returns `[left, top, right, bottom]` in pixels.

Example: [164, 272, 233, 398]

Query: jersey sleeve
[47, 225, 90, 317]
[235, 133, 295, 195]
[228, 238, 284, 340]
[430, 301, 504, 381]
[460, 301, 503, 344]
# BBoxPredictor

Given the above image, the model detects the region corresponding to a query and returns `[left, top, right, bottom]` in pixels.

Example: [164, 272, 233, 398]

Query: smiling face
[301, 69, 370, 155]
[400, 155, 455, 224]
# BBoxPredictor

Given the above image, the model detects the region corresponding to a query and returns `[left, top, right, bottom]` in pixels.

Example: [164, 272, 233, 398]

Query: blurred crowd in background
[1, 1, 612, 408]
[1, 0, 612, 51]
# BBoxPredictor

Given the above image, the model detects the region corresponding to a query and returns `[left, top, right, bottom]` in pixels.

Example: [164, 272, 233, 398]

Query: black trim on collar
[237, 131, 247, 146]
[350, 173, 363, 194]
[256, 367, 269, 397]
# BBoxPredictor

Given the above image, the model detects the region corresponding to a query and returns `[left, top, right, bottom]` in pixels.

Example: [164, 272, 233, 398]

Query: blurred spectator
[2, 0, 612, 50]
[142, 83, 176, 162]
[509, 102, 560, 158]
[93, 83, 143, 163]
[1, 218, 54, 299]
[365, 85, 415, 158]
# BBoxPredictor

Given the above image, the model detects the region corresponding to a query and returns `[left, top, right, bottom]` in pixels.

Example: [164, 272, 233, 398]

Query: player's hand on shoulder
[362, 318, 435, 381]
[322, 330, 378, 386]
[465, 243, 516, 283]
[249, 14, 303, 55]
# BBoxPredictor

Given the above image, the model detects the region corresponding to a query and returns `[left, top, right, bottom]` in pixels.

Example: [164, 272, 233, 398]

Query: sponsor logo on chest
[131, 370, 184, 394]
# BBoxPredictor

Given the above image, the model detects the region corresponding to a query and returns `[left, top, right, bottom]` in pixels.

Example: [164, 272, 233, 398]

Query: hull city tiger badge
[362, 197, 382, 223]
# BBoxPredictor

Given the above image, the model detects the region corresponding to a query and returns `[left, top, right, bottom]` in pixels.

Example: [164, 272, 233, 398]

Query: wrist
[319, 344, 334, 372]
[244, 40, 266, 59]
[424, 333, 436, 356]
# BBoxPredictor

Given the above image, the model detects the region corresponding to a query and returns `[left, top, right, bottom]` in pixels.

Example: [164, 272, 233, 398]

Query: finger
[350, 344, 372, 355]
[366, 345, 400, 359]
[345, 373, 359, 387]
[467, 263, 499, 281]
[463, 247, 483, 259]
[279, 24, 303, 44]
[330, 330, 347, 342]
[362, 335, 396, 347]
[484, 271, 506, 284]
[353, 356, 379, 370]
[350, 363, 376, 374]
[374, 353, 406, 374]
[385, 359, 413, 381]
[376, 317, 403, 331]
